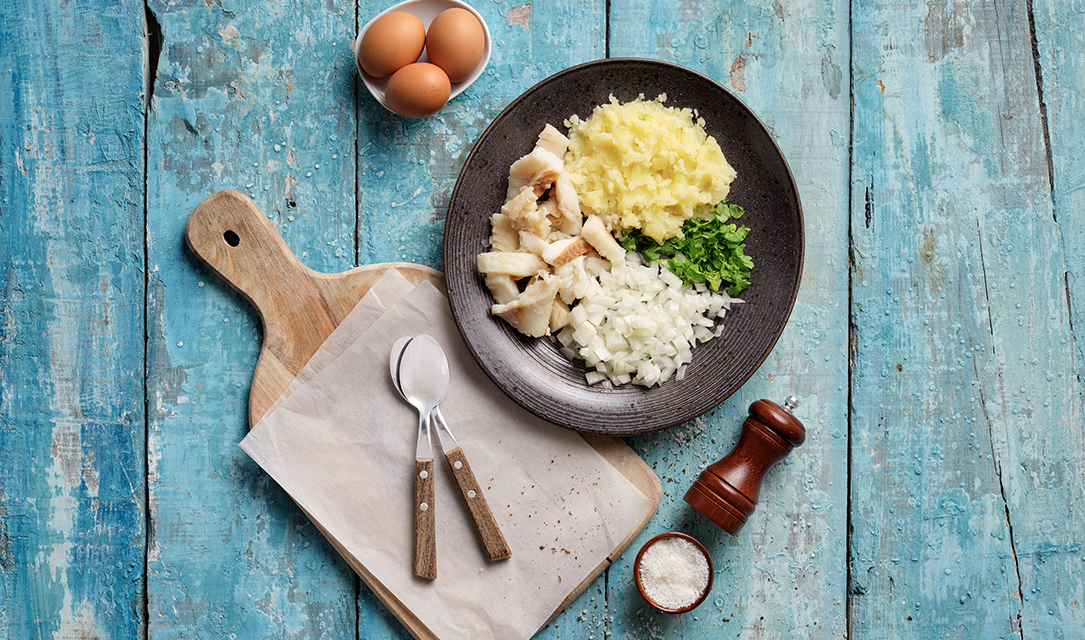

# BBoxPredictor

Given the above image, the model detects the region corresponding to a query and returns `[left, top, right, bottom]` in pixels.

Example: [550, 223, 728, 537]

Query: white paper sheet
[240, 270, 654, 640]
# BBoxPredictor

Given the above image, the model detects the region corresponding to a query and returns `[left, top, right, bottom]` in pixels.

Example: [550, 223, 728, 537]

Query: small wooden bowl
[632, 532, 714, 614]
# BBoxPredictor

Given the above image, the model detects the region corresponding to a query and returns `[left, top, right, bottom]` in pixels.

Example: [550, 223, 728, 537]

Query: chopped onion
[553, 256, 743, 387]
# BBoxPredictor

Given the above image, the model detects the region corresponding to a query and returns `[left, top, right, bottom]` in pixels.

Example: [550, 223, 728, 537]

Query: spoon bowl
[399, 335, 450, 417]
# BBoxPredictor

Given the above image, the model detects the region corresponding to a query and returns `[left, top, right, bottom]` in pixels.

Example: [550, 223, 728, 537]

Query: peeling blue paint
[4, 0, 1085, 638]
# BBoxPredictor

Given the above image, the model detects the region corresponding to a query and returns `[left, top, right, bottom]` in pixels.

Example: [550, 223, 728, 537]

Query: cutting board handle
[185, 189, 445, 427]
[185, 189, 312, 314]
[185, 190, 339, 414]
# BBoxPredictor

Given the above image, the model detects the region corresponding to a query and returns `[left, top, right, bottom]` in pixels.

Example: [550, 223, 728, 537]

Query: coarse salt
[637, 536, 710, 611]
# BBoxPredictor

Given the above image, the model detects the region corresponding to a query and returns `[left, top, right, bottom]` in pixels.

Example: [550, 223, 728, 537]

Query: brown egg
[425, 8, 486, 84]
[384, 62, 451, 119]
[358, 12, 426, 78]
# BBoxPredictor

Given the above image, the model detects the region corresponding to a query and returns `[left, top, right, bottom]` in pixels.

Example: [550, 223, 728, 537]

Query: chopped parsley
[619, 200, 754, 296]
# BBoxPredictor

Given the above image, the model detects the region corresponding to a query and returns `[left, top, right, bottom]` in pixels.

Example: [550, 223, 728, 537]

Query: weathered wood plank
[9, 2, 1082, 639]
[849, 0, 1085, 636]
[355, 0, 606, 271]
[608, 1, 851, 638]
[1024, 0, 1085, 629]
[0, 1, 147, 638]
[1034, 8, 1085, 391]
[354, 2, 606, 638]
[145, 0, 360, 636]
[1036, 0, 1085, 381]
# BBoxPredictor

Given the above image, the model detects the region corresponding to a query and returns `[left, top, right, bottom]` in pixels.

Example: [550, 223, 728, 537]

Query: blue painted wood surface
[144, 0, 359, 636]
[850, 1, 1084, 636]
[2, 0, 1082, 638]
[1, 1, 147, 638]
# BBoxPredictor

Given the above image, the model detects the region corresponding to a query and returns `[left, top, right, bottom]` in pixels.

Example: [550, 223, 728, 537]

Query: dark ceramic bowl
[632, 532, 714, 614]
[443, 58, 803, 436]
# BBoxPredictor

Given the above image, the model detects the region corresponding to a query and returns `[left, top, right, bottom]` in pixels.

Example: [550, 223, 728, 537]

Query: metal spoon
[397, 335, 445, 579]
[391, 335, 511, 563]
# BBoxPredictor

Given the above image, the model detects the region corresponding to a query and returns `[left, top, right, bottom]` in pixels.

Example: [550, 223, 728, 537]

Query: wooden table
[3, 0, 1083, 637]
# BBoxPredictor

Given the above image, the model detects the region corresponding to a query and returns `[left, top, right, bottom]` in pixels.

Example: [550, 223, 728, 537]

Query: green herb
[619, 200, 754, 296]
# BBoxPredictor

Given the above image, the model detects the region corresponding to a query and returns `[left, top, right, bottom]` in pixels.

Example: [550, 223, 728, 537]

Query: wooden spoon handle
[413, 458, 437, 579]
[444, 447, 511, 561]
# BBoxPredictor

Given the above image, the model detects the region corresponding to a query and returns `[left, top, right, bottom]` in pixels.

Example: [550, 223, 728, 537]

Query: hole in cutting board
[224, 230, 240, 247]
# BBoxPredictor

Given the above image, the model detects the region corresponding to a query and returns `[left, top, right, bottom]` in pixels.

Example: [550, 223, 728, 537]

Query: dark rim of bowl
[444, 57, 804, 436]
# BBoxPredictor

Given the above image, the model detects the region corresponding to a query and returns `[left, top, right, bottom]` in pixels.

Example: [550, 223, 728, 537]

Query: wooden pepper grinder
[684, 397, 804, 535]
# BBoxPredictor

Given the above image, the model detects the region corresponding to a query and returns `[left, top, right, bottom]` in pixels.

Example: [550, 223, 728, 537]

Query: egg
[358, 12, 426, 78]
[384, 62, 451, 119]
[425, 8, 486, 84]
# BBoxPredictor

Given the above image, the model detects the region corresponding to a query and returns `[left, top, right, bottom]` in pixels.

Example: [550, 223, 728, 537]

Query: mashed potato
[563, 94, 736, 244]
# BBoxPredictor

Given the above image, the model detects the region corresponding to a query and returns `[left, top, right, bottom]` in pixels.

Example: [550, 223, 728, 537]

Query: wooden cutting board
[184, 189, 662, 639]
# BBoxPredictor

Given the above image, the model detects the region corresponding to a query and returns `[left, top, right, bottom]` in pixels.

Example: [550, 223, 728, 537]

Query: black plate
[443, 59, 803, 436]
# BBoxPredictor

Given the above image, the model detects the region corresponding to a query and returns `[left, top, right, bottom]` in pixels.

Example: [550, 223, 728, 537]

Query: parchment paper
[240, 270, 654, 640]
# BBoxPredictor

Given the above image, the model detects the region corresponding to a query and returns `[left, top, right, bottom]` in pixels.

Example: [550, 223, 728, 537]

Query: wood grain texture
[413, 458, 437, 580]
[8, 0, 1085, 638]
[353, 2, 610, 638]
[608, 0, 851, 637]
[1007, 0, 1085, 629]
[144, 0, 360, 636]
[184, 189, 441, 426]
[1035, 0, 1085, 378]
[443, 446, 512, 561]
[0, 1, 147, 638]
[850, 0, 1084, 636]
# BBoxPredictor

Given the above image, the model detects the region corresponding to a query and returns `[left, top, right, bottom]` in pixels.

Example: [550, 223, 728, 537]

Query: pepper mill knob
[684, 397, 805, 535]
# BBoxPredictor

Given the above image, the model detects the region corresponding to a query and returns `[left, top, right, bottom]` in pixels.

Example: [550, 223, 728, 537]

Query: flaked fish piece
[489, 213, 518, 252]
[542, 236, 592, 267]
[550, 297, 571, 332]
[552, 172, 581, 223]
[539, 199, 581, 238]
[507, 146, 564, 200]
[477, 251, 547, 278]
[484, 274, 520, 305]
[502, 185, 539, 219]
[554, 255, 603, 305]
[538, 201, 577, 239]
[502, 186, 550, 239]
[536, 123, 570, 158]
[492, 273, 560, 338]
[581, 214, 626, 264]
[518, 231, 548, 257]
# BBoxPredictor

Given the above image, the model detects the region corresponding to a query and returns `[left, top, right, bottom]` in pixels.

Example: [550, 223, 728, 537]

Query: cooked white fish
[542, 236, 592, 267]
[581, 214, 626, 264]
[541, 199, 581, 238]
[491, 273, 560, 338]
[552, 172, 581, 223]
[484, 274, 520, 305]
[554, 255, 603, 305]
[477, 251, 547, 277]
[506, 146, 564, 200]
[502, 186, 551, 239]
[536, 123, 570, 158]
[550, 297, 571, 332]
[489, 213, 519, 253]
[518, 231, 548, 257]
